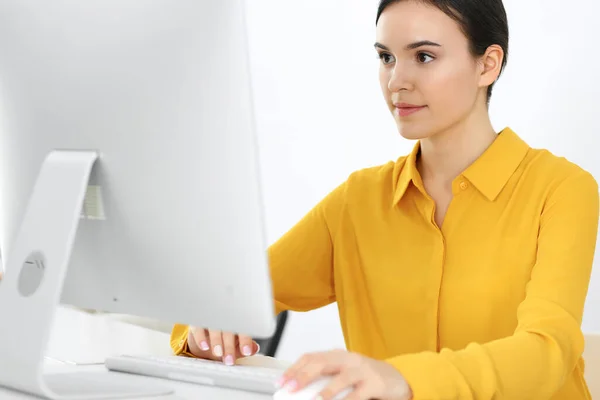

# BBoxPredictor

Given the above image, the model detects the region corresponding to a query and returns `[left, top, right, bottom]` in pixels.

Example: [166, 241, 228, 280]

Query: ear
[478, 44, 504, 89]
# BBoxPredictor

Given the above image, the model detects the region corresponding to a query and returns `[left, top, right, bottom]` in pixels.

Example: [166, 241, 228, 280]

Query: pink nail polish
[285, 380, 298, 391]
[276, 376, 286, 388]
[200, 341, 210, 351]
[242, 345, 252, 356]
[213, 345, 223, 357]
[224, 355, 234, 366]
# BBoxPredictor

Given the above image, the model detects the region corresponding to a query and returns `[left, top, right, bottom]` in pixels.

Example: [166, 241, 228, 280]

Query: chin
[396, 121, 434, 141]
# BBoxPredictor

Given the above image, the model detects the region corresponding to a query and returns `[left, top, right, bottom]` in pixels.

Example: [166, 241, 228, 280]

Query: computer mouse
[273, 377, 352, 400]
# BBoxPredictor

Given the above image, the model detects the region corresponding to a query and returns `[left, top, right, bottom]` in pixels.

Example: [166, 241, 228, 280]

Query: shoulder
[346, 160, 399, 187]
[522, 147, 598, 198]
[318, 155, 412, 212]
[340, 158, 408, 202]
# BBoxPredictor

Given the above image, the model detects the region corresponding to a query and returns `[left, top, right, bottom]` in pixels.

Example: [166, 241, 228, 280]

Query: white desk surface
[0, 306, 274, 399]
[4, 306, 598, 399]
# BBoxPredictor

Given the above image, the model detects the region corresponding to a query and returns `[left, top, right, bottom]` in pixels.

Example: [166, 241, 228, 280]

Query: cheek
[422, 63, 478, 116]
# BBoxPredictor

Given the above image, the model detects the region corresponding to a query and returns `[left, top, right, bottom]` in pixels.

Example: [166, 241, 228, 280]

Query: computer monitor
[0, 1, 276, 398]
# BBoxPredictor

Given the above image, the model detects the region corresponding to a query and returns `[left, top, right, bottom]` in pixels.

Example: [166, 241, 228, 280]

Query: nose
[387, 64, 413, 92]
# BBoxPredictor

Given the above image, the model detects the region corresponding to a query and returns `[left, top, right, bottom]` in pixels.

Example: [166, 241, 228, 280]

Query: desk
[0, 306, 274, 399]
[0, 364, 272, 399]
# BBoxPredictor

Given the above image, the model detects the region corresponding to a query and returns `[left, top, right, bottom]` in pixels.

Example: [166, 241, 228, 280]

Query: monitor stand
[0, 151, 172, 399]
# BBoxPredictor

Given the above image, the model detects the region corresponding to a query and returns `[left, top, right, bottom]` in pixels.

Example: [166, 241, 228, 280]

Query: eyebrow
[374, 40, 442, 51]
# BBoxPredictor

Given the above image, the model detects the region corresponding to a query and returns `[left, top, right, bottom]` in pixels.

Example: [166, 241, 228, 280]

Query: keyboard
[105, 354, 283, 394]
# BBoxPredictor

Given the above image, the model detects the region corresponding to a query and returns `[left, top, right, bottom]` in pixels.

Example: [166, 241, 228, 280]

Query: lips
[394, 103, 426, 117]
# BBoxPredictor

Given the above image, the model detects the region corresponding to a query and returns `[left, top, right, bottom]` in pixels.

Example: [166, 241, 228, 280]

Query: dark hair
[376, 0, 509, 102]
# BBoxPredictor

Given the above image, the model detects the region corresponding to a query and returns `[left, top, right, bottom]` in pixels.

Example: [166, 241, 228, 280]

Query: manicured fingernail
[200, 341, 210, 351]
[285, 380, 298, 391]
[276, 376, 286, 387]
[242, 345, 252, 356]
[213, 345, 223, 357]
[224, 355, 234, 366]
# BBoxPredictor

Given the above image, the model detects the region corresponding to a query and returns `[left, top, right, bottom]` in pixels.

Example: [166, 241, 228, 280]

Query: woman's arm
[170, 181, 348, 355]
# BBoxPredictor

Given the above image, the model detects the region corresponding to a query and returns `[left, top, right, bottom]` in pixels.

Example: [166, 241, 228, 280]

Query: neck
[417, 106, 497, 184]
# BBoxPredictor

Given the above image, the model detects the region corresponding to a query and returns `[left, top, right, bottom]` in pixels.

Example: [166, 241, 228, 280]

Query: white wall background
[245, 0, 600, 362]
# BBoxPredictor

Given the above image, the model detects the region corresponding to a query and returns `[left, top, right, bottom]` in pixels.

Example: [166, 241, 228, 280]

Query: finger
[222, 332, 237, 366]
[318, 369, 360, 400]
[286, 353, 343, 393]
[208, 330, 224, 359]
[277, 353, 313, 388]
[237, 334, 256, 357]
[281, 350, 347, 384]
[189, 327, 210, 352]
[343, 382, 373, 400]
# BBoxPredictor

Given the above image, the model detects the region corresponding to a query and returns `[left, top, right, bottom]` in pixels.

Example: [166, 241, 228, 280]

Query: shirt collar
[392, 139, 423, 205]
[392, 127, 530, 205]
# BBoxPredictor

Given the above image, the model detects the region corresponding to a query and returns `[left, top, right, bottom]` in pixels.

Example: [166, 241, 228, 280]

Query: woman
[170, 0, 599, 399]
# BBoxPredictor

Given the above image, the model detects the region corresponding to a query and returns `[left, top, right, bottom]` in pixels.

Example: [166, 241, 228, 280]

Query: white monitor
[0, 1, 276, 398]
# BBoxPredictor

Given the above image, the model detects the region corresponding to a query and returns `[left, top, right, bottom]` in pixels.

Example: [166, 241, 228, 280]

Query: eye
[416, 52, 434, 64]
[378, 52, 395, 65]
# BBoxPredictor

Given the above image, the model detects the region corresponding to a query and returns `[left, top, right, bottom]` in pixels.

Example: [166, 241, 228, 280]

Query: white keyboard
[105, 354, 283, 394]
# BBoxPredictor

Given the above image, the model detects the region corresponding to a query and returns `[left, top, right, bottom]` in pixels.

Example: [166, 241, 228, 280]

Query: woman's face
[376, 1, 488, 140]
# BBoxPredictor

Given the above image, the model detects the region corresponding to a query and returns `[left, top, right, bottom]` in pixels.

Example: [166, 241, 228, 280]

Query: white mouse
[273, 377, 352, 400]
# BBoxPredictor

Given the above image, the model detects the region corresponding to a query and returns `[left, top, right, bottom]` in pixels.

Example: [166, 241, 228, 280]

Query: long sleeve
[386, 171, 599, 399]
[269, 181, 347, 314]
[170, 181, 347, 355]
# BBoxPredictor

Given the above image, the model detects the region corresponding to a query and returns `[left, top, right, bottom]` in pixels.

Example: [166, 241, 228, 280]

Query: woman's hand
[187, 326, 260, 365]
[277, 349, 412, 400]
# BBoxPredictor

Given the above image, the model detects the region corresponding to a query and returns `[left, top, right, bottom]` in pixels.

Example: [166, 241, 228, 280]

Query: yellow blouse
[171, 128, 599, 399]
